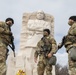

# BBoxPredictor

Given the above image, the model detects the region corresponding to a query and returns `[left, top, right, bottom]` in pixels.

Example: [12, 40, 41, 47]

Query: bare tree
[55, 64, 69, 75]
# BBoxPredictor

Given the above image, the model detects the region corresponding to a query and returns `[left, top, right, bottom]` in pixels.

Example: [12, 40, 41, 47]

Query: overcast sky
[0, 0, 76, 66]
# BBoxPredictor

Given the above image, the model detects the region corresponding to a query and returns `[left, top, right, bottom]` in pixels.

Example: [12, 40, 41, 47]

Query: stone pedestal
[6, 51, 15, 75]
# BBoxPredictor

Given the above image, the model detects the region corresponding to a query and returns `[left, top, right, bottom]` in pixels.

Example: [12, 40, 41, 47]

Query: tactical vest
[0, 22, 12, 45]
[65, 23, 76, 44]
[40, 36, 52, 52]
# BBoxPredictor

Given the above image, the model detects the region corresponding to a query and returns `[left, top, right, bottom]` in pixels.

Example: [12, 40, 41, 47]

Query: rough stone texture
[6, 51, 15, 75]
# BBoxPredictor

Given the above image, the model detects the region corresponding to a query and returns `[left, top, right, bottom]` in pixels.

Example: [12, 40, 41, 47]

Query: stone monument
[7, 10, 55, 75]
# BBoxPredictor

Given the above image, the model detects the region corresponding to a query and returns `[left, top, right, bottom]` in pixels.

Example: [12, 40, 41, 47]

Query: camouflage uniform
[34, 35, 57, 75]
[0, 22, 12, 75]
[63, 22, 76, 75]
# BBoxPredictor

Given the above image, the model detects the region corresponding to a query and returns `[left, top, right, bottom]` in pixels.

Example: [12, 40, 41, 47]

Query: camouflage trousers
[0, 46, 7, 75]
[37, 55, 52, 75]
[68, 47, 76, 75]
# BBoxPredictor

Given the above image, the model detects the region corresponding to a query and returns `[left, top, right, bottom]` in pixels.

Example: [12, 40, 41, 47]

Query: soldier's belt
[38, 51, 45, 54]
[65, 43, 72, 48]
[38, 51, 50, 57]
[65, 43, 76, 48]
[66, 44, 76, 52]
[38, 51, 46, 55]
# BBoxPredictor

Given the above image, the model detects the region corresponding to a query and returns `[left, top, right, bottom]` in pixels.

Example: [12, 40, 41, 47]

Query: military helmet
[69, 16, 76, 21]
[5, 18, 14, 24]
[43, 29, 50, 35]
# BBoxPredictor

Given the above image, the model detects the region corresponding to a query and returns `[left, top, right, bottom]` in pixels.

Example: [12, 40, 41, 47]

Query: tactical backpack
[69, 46, 76, 61]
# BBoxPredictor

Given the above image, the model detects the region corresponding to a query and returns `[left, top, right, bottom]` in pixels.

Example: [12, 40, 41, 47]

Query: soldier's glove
[58, 43, 62, 49]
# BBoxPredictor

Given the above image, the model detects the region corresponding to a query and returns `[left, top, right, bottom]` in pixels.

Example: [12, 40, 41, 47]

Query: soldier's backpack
[69, 47, 76, 61]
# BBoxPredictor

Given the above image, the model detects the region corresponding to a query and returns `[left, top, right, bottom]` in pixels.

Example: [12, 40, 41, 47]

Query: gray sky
[0, 0, 76, 66]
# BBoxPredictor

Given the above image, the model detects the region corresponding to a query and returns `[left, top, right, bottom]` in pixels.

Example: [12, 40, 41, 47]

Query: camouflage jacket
[0, 21, 13, 46]
[34, 35, 57, 58]
[64, 22, 76, 51]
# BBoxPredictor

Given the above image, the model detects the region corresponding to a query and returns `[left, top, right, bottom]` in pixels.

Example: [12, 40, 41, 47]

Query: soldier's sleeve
[68, 24, 76, 36]
[34, 41, 40, 58]
[0, 22, 5, 33]
[50, 37, 57, 54]
[34, 40, 43, 58]
[0, 22, 11, 35]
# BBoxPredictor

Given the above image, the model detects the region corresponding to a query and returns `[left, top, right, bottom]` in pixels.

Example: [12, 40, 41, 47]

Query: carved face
[36, 10, 45, 20]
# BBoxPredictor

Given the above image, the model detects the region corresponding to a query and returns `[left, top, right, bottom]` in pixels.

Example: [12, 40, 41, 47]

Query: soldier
[34, 29, 57, 75]
[0, 18, 14, 75]
[58, 16, 76, 75]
